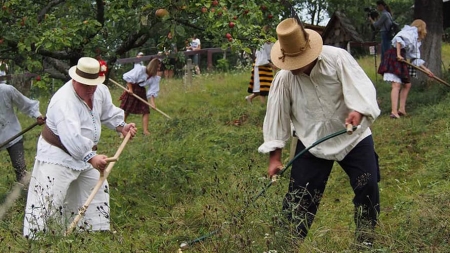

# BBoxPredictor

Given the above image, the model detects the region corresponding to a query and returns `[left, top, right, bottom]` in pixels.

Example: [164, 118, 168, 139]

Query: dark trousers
[6, 139, 26, 181]
[282, 136, 380, 242]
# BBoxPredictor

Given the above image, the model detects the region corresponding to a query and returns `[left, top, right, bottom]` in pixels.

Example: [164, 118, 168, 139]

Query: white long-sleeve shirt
[0, 83, 41, 149]
[258, 46, 380, 161]
[391, 25, 425, 66]
[36, 80, 125, 170]
[123, 65, 160, 99]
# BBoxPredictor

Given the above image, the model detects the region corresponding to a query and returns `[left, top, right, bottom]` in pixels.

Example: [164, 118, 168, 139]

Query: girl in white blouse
[120, 58, 161, 135]
[378, 19, 434, 119]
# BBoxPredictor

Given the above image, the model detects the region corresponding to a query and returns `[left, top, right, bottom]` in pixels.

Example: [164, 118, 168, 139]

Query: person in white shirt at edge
[258, 18, 381, 248]
[0, 62, 45, 182]
[23, 57, 137, 239]
[246, 40, 276, 104]
[186, 34, 201, 75]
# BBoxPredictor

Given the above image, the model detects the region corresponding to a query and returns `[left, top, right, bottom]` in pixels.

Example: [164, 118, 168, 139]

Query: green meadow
[1, 44, 450, 252]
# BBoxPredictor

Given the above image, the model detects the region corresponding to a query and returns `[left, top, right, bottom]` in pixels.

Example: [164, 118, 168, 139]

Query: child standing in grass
[378, 19, 434, 119]
[120, 58, 160, 135]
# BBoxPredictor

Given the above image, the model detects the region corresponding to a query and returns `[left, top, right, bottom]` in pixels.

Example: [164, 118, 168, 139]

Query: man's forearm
[269, 148, 282, 163]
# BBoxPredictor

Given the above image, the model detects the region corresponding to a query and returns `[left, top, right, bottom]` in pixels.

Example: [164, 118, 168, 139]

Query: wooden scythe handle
[65, 132, 132, 235]
[110, 79, 172, 119]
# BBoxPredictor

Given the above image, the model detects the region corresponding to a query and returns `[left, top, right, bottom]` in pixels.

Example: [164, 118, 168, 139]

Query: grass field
[1, 44, 450, 252]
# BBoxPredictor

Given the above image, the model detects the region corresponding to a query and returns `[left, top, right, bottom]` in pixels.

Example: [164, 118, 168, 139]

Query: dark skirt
[119, 83, 150, 114]
[378, 48, 410, 83]
[248, 64, 274, 96]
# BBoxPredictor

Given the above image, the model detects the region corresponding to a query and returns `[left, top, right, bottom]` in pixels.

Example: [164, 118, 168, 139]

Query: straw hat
[68, 57, 105, 86]
[271, 18, 323, 70]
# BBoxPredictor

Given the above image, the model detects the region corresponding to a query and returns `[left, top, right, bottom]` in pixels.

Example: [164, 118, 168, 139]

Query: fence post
[185, 58, 193, 87]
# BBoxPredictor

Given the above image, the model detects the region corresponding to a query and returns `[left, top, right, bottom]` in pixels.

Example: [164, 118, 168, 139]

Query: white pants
[23, 160, 110, 238]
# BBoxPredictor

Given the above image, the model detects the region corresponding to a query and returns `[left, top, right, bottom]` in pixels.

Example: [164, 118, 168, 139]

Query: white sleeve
[123, 65, 144, 84]
[336, 49, 380, 123]
[99, 85, 125, 129]
[258, 71, 292, 153]
[50, 101, 96, 161]
[10, 86, 41, 118]
[146, 76, 160, 98]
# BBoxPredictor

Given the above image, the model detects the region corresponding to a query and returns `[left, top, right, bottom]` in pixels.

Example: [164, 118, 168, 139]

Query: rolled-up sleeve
[123, 65, 144, 84]
[99, 85, 125, 129]
[258, 71, 292, 153]
[336, 50, 380, 124]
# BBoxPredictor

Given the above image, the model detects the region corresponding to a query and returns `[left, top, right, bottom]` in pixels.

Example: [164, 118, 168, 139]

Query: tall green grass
[1, 48, 450, 252]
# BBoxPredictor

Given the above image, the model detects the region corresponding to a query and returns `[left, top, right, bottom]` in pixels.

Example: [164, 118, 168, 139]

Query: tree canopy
[0, 0, 291, 83]
[0, 0, 442, 84]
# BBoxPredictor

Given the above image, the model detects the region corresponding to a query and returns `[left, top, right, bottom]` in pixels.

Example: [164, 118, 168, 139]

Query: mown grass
[1, 43, 450, 252]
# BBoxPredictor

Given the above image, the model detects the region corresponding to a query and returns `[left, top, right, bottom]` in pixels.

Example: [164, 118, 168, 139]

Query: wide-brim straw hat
[271, 18, 323, 70]
[68, 57, 105, 86]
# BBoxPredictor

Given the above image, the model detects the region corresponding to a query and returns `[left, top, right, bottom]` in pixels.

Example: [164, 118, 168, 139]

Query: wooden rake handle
[65, 132, 132, 235]
[401, 60, 450, 88]
[0, 122, 40, 149]
[109, 79, 172, 119]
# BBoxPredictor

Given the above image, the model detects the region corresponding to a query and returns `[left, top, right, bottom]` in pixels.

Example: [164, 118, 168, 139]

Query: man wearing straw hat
[258, 18, 381, 248]
[23, 57, 137, 238]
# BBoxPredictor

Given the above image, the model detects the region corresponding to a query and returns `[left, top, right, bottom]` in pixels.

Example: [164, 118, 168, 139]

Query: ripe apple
[210, 8, 215, 12]
[217, 11, 223, 16]
[228, 21, 235, 28]
[268, 14, 273, 19]
[261, 5, 267, 11]
[225, 33, 232, 39]
[36, 75, 41, 81]
[212, 0, 219, 6]
[201, 7, 207, 13]
[228, 37, 233, 42]
[244, 10, 249, 15]
[233, 16, 238, 20]
[155, 8, 169, 17]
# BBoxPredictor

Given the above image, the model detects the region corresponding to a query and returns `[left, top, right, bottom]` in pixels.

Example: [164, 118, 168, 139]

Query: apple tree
[0, 0, 293, 85]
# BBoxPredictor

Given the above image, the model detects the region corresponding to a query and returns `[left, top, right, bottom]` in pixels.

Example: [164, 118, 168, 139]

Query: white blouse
[258, 46, 380, 161]
[123, 65, 160, 99]
[255, 42, 273, 66]
[391, 25, 425, 66]
[0, 83, 41, 149]
[36, 80, 125, 171]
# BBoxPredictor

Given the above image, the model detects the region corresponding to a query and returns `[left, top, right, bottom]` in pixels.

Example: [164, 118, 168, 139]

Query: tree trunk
[414, 0, 443, 84]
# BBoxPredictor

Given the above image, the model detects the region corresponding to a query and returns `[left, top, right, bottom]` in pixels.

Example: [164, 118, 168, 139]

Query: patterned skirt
[248, 64, 273, 96]
[377, 48, 410, 83]
[119, 83, 150, 114]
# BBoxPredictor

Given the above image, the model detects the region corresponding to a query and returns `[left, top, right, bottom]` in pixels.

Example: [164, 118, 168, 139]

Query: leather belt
[41, 124, 97, 156]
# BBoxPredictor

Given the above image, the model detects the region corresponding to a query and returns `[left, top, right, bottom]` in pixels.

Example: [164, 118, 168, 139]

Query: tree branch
[37, 0, 66, 23]
[171, 18, 205, 31]
[95, 0, 105, 26]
